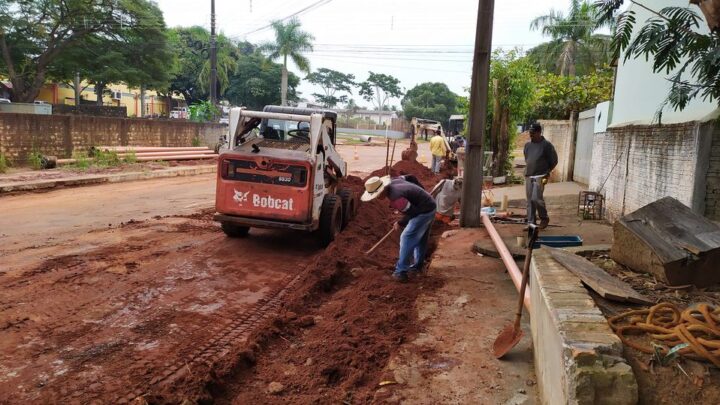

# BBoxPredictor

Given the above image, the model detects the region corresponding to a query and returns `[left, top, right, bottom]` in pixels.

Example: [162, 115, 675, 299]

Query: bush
[94, 149, 121, 167]
[123, 150, 137, 164]
[0, 153, 8, 173]
[28, 150, 43, 170]
[191, 137, 202, 147]
[71, 151, 91, 169]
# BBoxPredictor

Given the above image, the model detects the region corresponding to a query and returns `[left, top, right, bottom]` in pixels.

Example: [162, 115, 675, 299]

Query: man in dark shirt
[361, 175, 437, 282]
[523, 123, 558, 229]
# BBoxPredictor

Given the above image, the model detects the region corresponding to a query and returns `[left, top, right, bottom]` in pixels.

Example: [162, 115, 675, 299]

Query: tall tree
[529, 0, 612, 76]
[596, 0, 720, 115]
[259, 17, 314, 106]
[401, 82, 458, 125]
[358, 72, 404, 124]
[306, 67, 355, 108]
[488, 50, 537, 177]
[225, 52, 300, 110]
[0, 0, 169, 102]
[167, 27, 242, 104]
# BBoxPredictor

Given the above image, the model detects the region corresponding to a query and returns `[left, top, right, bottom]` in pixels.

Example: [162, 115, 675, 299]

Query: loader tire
[338, 188, 357, 229]
[319, 194, 342, 246]
[221, 222, 250, 238]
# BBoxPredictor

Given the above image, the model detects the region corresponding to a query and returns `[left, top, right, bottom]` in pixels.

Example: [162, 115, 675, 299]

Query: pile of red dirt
[366, 159, 451, 190]
[204, 171, 448, 403]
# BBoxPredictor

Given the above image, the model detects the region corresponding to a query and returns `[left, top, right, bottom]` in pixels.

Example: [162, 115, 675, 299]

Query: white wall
[611, 0, 718, 126]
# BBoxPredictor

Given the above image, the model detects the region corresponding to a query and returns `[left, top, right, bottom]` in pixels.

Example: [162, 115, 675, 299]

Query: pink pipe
[135, 154, 217, 161]
[481, 213, 531, 310]
[118, 150, 215, 157]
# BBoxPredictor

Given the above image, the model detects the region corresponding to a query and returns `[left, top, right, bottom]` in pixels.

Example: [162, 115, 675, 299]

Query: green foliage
[358, 72, 404, 112]
[123, 150, 138, 164]
[191, 137, 202, 147]
[167, 27, 245, 104]
[401, 82, 459, 126]
[225, 52, 300, 109]
[306, 68, 356, 108]
[71, 151, 91, 169]
[596, 0, 720, 115]
[0, 153, 8, 173]
[1, 0, 173, 103]
[189, 101, 220, 123]
[259, 17, 315, 105]
[93, 150, 120, 167]
[28, 150, 43, 170]
[529, 0, 612, 76]
[531, 67, 613, 120]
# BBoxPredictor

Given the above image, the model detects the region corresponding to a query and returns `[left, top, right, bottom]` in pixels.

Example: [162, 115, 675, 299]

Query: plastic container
[532, 235, 583, 249]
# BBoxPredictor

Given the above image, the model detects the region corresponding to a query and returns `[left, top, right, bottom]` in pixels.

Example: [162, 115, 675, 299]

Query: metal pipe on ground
[481, 213, 530, 310]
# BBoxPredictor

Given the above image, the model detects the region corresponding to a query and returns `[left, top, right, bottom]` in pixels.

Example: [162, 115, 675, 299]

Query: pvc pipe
[117, 150, 215, 157]
[481, 213, 531, 310]
[135, 154, 217, 161]
[98, 146, 210, 152]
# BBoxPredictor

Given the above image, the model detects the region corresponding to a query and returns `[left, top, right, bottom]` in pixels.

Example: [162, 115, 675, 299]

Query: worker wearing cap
[429, 130, 447, 174]
[524, 123, 558, 229]
[361, 175, 437, 283]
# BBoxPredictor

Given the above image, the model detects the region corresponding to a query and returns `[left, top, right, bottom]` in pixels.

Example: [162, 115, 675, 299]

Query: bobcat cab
[214, 105, 357, 246]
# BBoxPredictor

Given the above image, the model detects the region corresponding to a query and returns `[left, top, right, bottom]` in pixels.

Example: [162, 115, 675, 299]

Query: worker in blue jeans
[361, 175, 437, 283]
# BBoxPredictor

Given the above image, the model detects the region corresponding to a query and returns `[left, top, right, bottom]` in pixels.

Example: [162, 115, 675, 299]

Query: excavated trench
[0, 160, 448, 404]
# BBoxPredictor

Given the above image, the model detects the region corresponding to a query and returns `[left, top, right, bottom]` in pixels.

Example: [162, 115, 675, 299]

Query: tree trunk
[281, 55, 288, 106]
[74, 72, 81, 106]
[490, 80, 500, 176]
[140, 85, 146, 117]
[495, 107, 510, 178]
[96, 82, 105, 106]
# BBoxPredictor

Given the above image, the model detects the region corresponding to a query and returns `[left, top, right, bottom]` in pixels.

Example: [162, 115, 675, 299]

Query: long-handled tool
[365, 228, 396, 255]
[493, 224, 539, 358]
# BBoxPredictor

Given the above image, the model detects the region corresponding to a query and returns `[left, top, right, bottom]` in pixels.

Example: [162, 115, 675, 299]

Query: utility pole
[74, 71, 81, 107]
[460, 0, 495, 227]
[209, 0, 218, 105]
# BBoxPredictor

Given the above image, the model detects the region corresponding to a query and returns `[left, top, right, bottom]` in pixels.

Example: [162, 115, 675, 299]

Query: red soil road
[0, 213, 321, 403]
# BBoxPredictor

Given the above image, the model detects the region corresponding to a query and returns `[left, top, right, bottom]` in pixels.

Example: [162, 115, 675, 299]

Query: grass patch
[0, 153, 8, 173]
[123, 150, 138, 164]
[28, 150, 43, 170]
[191, 137, 202, 147]
[70, 151, 91, 169]
[94, 149, 121, 167]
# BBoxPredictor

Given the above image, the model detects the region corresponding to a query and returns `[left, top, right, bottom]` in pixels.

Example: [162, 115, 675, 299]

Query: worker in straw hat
[361, 175, 437, 283]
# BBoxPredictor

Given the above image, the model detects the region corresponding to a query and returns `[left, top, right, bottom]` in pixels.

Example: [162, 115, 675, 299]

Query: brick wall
[588, 122, 719, 221]
[0, 113, 226, 165]
[705, 124, 720, 220]
[538, 120, 572, 182]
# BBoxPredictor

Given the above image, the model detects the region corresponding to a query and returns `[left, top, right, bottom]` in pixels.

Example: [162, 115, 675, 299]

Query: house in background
[585, 0, 720, 221]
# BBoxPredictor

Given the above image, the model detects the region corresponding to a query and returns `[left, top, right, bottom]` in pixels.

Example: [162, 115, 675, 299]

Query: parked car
[0, 98, 11, 104]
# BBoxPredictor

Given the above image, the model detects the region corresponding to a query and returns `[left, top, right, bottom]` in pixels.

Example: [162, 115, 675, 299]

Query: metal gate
[573, 108, 595, 185]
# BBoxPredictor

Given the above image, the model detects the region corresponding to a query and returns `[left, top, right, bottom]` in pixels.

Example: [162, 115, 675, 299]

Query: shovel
[365, 228, 396, 255]
[493, 224, 539, 359]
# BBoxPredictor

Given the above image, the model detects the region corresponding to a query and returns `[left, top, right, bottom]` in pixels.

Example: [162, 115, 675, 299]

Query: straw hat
[361, 175, 391, 202]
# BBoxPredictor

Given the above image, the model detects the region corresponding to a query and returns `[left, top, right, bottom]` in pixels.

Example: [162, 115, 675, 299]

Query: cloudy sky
[155, 0, 581, 108]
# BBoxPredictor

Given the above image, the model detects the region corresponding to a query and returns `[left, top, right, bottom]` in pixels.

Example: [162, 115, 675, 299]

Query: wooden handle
[365, 228, 396, 255]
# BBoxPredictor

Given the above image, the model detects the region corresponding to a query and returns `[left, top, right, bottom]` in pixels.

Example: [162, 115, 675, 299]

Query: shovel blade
[493, 323, 524, 359]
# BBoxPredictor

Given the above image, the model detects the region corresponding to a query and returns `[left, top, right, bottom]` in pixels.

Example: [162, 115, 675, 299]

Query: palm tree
[259, 17, 314, 106]
[529, 0, 612, 76]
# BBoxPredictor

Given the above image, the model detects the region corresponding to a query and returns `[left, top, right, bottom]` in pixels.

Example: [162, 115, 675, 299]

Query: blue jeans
[431, 155, 442, 173]
[394, 210, 436, 276]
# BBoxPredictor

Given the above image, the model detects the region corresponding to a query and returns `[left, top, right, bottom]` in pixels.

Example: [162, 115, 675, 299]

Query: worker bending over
[429, 131, 447, 174]
[362, 175, 437, 283]
[431, 177, 463, 224]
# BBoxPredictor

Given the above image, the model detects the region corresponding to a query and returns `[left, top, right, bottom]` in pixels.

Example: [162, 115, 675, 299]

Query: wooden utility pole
[209, 0, 218, 105]
[460, 0, 495, 227]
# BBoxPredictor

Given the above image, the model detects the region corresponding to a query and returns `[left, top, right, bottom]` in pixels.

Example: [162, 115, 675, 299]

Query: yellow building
[35, 82, 185, 117]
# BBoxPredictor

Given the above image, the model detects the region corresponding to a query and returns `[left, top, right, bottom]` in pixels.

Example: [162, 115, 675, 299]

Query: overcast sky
[155, 0, 579, 108]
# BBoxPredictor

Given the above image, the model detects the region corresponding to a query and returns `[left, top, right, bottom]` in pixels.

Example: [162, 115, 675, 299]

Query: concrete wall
[588, 122, 719, 221]
[611, 0, 718, 126]
[573, 109, 595, 185]
[705, 125, 720, 220]
[538, 119, 572, 182]
[0, 113, 226, 165]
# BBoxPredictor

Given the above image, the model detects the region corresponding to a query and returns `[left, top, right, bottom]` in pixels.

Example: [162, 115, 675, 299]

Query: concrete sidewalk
[0, 164, 216, 195]
[374, 228, 537, 404]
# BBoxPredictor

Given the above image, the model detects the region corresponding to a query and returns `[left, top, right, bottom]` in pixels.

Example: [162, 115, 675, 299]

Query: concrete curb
[0, 165, 216, 195]
[530, 248, 638, 405]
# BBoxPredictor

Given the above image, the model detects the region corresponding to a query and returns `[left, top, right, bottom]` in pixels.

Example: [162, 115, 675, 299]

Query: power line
[239, 0, 334, 37]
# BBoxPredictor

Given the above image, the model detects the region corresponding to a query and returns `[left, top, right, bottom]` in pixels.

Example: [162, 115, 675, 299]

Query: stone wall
[588, 121, 719, 221]
[706, 124, 720, 220]
[0, 113, 226, 165]
[538, 119, 573, 182]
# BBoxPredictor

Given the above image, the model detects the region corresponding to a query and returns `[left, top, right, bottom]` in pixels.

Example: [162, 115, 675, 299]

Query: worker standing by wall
[523, 123, 558, 229]
[361, 175, 437, 283]
[429, 131, 447, 174]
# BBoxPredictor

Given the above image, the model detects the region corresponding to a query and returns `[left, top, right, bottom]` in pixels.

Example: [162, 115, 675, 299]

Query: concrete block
[530, 249, 638, 405]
